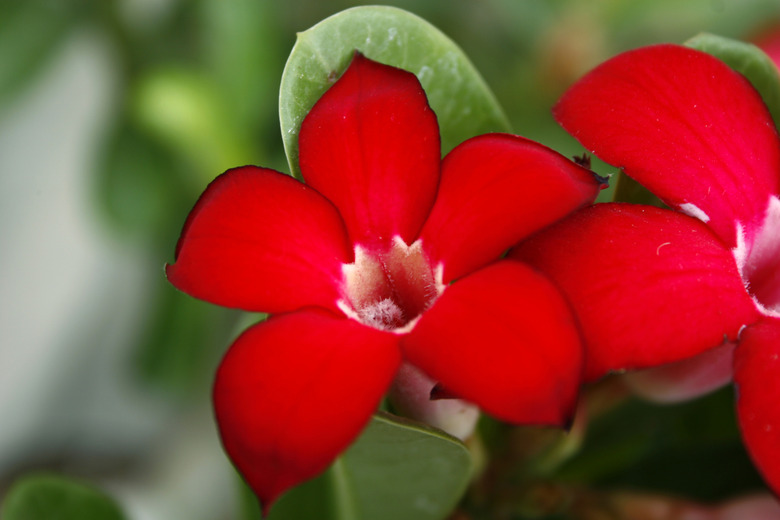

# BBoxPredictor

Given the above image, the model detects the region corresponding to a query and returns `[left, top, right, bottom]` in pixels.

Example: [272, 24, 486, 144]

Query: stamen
[339, 237, 443, 332]
[358, 298, 405, 330]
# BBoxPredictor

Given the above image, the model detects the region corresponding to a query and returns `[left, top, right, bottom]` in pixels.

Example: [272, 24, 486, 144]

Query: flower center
[735, 196, 780, 317]
[339, 237, 444, 332]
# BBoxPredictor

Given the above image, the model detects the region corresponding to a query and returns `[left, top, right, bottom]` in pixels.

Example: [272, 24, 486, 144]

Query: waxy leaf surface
[266, 413, 472, 520]
[279, 5, 510, 177]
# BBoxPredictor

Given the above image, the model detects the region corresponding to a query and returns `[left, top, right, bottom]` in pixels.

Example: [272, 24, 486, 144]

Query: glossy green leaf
[686, 32, 780, 128]
[1, 473, 126, 520]
[279, 5, 510, 178]
[265, 412, 472, 520]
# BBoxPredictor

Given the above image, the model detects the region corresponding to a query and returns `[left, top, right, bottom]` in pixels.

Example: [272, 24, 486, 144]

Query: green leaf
[1, 473, 126, 520]
[279, 5, 510, 178]
[266, 412, 472, 520]
[685, 32, 780, 128]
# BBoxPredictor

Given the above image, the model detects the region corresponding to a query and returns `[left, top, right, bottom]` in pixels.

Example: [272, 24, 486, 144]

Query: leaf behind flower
[263, 412, 472, 520]
[279, 5, 510, 178]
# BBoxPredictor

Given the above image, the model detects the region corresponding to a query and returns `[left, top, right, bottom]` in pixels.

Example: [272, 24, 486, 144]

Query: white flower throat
[338, 237, 445, 333]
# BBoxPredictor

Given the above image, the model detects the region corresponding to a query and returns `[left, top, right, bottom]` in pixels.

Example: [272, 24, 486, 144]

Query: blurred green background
[2, 0, 779, 519]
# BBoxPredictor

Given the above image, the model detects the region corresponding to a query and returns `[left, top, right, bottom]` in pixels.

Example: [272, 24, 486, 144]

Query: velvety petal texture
[555, 44, 780, 248]
[167, 166, 351, 313]
[420, 133, 602, 283]
[170, 52, 595, 512]
[734, 317, 780, 495]
[401, 261, 582, 426]
[213, 310, 401, 513]
[299, 53, 440, 249]
[513, 203, 760, 381]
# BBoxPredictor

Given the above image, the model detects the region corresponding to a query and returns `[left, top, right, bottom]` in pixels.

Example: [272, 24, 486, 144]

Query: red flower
[166, 53, 602, 511]
[512, 45, 780, 494]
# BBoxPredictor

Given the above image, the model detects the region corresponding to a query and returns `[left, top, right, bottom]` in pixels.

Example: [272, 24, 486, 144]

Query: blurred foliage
[3, 0, 780, 518]
[560, 386, 762, 500]
[133, 282, 237, 396]
[0, 0, 85, 110]
[1, 473, 126, 520]
[457, 383, 763, 519]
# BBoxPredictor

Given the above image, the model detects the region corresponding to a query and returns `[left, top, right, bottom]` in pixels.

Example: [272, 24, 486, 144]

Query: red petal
[420, 133, 602, 283]
[555, 44, 780, 248]
[213, 310, 401, 513]
[167, 167, 351, 313]
[401, 261, 583, 426]
[734, 317, 780, 495]
[513, 203, 760, 381]
[300, 53, 440, 250]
